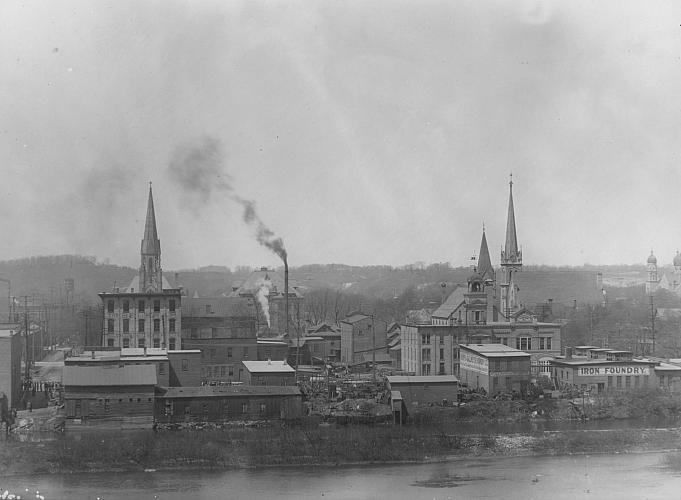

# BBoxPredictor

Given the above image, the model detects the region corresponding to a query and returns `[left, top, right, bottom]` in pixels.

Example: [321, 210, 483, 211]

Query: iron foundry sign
[578, 365, 650, 376]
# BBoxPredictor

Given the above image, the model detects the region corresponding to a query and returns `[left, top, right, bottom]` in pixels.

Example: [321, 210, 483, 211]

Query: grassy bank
[2, 421, 681, 476]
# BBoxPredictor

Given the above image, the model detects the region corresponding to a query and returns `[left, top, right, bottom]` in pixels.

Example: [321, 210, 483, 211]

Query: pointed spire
[501, 174, 521, 267]
[141, 183, 161, 256]
[477, 227, 494, 280]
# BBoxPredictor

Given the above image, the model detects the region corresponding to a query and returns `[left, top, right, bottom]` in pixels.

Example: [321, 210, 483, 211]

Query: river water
[1, 452, 679, 500]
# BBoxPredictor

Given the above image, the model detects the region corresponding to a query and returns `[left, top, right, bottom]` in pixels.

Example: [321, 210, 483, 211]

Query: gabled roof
[431, 286, 466, 319]
[62, 364, 157, 387]
[242, 360, 295, 374]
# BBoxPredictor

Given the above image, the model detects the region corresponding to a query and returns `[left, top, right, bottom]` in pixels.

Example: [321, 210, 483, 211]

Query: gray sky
[2, 0, 681, 270]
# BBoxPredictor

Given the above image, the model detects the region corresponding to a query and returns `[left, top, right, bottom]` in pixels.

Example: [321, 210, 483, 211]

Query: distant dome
[674, 252, 681, 267]
[647, 251, 657, 265]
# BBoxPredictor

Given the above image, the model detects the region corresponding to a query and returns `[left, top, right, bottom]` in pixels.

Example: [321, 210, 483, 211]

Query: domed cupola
[647, 251, 657, 265]
[673, 251, 681, 270]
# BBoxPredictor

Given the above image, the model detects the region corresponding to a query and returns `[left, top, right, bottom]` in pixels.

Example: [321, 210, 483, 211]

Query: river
[1, 452, 679, 499]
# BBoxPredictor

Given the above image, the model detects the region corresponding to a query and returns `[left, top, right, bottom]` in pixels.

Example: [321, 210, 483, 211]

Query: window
[501, 337, 508, 346]
[539, 337, 545, 350]
[617, 376, 622, 388]
[242, 403, 248, 414]
[421, 334, 431, 344]
[634, 376, 640, 388]
[123, 301, 129, 313]
[104, 399, 110, 412]
[421, 348, 431, 361]
[221, 366, 226, 376]
[154, 319, 160, 333]
[474, 311, 481, 323]
[107, 300, 114, 313]
[138, 300, 145, 312]
[182, 359, 188, 371]
[259, 403, 266, 414]
[439, 348, 444, 360]
[169, 300, 176, 313]
[153, 338, 160, 348]
[421, 363, 431, 375]
[138, 338, 145, 348]
[107, 319, 114, 333]
[439, 336, 444, 345]
[123, 319, 129, 333]
[159, 362, 166, 375]
[169, 319, 175, 333]
[607, 376, 613, 387]
[211, 327, 218, 338]
[169, 337, 176, 350]
[516, 337, 531, 351]
[137, 319, 144, 333]
[439, 362, 445, 374]
[227, 347, 233, 359]
[205, 304, 212, 314]
[229, 366, 234, 376]
[625, 376, 631, 388]
[123, 338, 130, 348]
[107, 338, 114, 347]
[154, 300, 160, 312]
[546, 338, 552, 350]
[243, 347, 249, 359]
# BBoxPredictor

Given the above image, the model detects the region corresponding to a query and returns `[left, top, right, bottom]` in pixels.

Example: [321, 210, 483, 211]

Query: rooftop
[159, 385, 301, 399]
[461, 343, 530, 358]
[0, 329, 18, 338]
[387, 375, 459, 384]
[242, 360, 295, 373]
[62, 364, 157, 387]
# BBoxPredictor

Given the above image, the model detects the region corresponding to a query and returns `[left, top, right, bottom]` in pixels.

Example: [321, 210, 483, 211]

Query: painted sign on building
[460, 351, 488, 374]
[578, 365, 650, 377]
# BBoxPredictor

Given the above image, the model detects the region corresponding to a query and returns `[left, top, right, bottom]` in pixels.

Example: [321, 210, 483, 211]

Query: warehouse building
[459, 344, 531, 394]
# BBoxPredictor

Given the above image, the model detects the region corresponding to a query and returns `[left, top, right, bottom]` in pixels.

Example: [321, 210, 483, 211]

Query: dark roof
[387, 375, 459, 384]
[181, 296, 256, 318]
[62, 364, 157, 387]
[158, 385, 301, 399]
[431, 286, 466, 319]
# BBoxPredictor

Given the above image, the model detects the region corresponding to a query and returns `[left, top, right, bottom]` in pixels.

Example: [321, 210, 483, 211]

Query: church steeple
[501, 174, 522, 267]
[477, 227, 494, 281]
[140, 183, 162, 292]
[500, 174, 522, 319]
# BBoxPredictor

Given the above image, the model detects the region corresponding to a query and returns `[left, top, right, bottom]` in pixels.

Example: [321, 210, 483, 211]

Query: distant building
[0, 328, 22, 410]
[459, 343, 531, 394]
[387, 375, 459, 412]
[340, 313, 388, 366]
[645, 250, 681, 296]
[100, 186, 182, 350]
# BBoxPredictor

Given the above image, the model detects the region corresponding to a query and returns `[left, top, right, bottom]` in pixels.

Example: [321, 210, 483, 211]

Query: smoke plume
[168, 137, 287, 263]
[255, 277, 273, 327]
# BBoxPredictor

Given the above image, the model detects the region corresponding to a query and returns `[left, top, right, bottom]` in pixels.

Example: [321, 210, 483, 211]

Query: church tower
[140, 184, 163, 293]
[500, 175, 522, 319]
[465, 228, 496, 325]
[646, 250, 658, 295]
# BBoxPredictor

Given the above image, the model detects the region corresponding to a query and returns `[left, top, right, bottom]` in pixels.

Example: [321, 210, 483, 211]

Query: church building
[99, 185, 182, 350]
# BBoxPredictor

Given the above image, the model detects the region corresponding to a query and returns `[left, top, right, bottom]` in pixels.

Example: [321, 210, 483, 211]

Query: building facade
[340, 313, 388, 366]
[100, 186, 182, 350]
[459, 343, 531, 394]
[0, 328, 22, 410]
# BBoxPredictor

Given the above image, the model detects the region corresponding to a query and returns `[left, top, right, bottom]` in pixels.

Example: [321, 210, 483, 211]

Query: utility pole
[650, 294, 656, 355]
[23, 296, 30, 380]
[371, 313, 376, 383]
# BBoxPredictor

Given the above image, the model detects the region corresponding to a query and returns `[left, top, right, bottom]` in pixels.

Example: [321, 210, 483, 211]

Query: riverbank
[2, 420, 681, 477]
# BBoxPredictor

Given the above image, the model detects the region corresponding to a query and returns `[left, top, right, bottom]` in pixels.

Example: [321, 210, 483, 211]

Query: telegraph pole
[23, 296, 30, 380]
[371, 313, 376, 382]
[650, 294, 656, 355]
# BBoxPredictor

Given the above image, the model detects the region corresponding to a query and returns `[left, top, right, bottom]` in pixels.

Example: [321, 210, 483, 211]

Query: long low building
[154, 385, 303, 422]
[386, 375, 459, 410]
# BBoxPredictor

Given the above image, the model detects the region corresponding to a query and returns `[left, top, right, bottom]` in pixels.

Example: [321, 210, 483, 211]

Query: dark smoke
[237, 197, 287, 262]
[168, 137, 287, 263]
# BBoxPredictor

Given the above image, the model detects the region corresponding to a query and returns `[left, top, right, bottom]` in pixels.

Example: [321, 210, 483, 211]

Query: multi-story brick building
[181, 296, 258, 384]
[100, 186, 182, 350]
[459, 343, 531, 394]
[340, 313, 388, 366]
[0, 328, 22, 410]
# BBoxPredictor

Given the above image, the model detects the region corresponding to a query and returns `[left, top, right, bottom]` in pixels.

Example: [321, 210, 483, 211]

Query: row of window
[107, 318, 176, 333]
[200, 347, 250, 361]
[202, 365, 240, 378]
[105, 337, 177, 349]
[165, 401, 269, 417]
[107, 299, 176, 314]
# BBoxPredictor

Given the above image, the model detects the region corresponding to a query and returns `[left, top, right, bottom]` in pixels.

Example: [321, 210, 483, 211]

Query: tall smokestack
[285, 259, 289, 337]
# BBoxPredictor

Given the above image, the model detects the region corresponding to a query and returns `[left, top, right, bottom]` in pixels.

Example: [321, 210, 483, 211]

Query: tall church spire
[477, 227, 494, 281]
[140, 183, 162, 292]
[501, 174, 522, 267]
[500, 174, 522, 319]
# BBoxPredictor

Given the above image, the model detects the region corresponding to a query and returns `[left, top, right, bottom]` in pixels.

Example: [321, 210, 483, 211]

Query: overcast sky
[2, 0, 681, 270]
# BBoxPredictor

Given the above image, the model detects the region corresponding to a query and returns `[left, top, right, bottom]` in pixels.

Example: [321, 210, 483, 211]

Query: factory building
[459, 344, 531, 394]
[340, 313, 388, 366]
